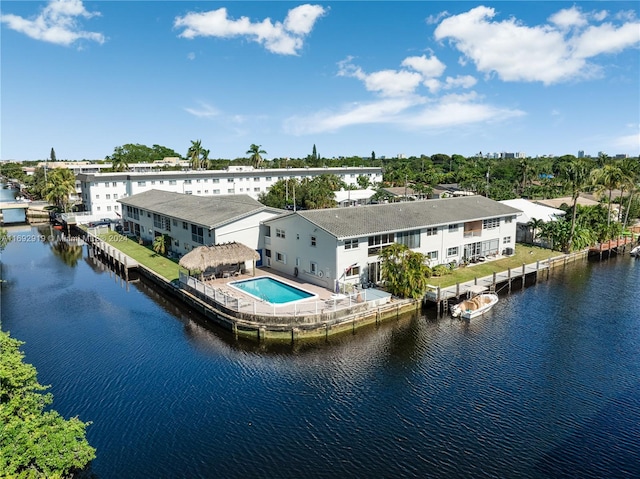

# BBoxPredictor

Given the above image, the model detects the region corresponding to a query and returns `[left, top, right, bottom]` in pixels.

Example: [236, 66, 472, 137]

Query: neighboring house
[500, 199, 566, 243]
[79, 165, 383, 216]
[532, 195, 599, 209]
[261, 195, 521, 291]
[117, 190, 283, 263]
[380, 186, 429, 201]
[334, 188, 376, 207]
[430, 183, 476, 198]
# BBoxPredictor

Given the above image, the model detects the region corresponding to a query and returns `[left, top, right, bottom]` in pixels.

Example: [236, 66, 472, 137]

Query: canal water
[1, 224, 639, 479]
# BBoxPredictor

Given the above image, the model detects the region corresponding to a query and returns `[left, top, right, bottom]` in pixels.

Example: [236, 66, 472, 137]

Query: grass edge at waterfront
[425, 245, 558, 288]
[94, 230, 180, 282]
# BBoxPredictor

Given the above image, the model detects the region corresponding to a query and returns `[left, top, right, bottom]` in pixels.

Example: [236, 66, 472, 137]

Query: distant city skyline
[1, 1, 639, 161]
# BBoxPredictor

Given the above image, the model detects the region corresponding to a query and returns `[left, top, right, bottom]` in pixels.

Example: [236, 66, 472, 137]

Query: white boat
[630, 245, 640, 257]
[451, 293, 499, 320]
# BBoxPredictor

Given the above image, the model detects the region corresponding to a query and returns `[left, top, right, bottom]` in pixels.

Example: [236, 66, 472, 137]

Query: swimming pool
[229, 277, 317, 305]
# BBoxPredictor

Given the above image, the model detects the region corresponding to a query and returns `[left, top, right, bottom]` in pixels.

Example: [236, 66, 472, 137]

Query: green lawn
[96, 231, 180, 282]
[426, 245, 561, 288]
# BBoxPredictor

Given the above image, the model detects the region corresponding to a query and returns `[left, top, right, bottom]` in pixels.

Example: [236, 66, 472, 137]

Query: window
[212, 178, 219, 183]
[151, 181, 156, 185]
[254, 187, 260, 192]
[159, 180, 164, 185]
[368, 233, 394, 256]
[182, 221, 188, 230]
[126, 206, 140, 220]
[191, 224, 204, 244]
[427, 251, 438, 260]
[113, 194, 118, 199]
[266, 177, 272, 181]
[265, 249, 271, 257]
[107, 206, 111, 211]
[346, 265, 360, 277]
[483, 218, 500, 229]
[276, 252, 286, 263]
[448, 224, 459, 232]
[196, 179, 201, 183]
[397, 230, 420, 248]
[106, 194, 111, 199]
[185, 191, 192, 195]
[104, 182, 110, 187]
[169, 180, 176, 185]
[112, 182, 117, 187]
[95, 194, 100, 199]
[505, 216, 514, 223]
[213, 189, 220, 194]
[345, 239, 359, 250]
[425, 227, 437, 236]
[173, 219, 178, 226]
[276, 228, 286, 239]
[310, 236, 317, 247]
[137, 181, 146, 186]
[227, 189, 234, 193]
[114, 205, 119, 211]
[96, 206, 101, 211]
[503, 236, 511, 244]
[447, 247, 459, 256]
[227, 178, 234, 182]
[310, 262, 318, 274]
[254, 177, 260, 182]
[184, 179, 192, 184]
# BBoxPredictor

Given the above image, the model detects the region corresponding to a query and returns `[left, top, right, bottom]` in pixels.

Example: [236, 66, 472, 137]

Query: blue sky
[1, 1, 639, 162]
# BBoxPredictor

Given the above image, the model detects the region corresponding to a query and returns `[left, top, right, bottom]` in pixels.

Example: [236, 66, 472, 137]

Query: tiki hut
[179, 242, 260, 279]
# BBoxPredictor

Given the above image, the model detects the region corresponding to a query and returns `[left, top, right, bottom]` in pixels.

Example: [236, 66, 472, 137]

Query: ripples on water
[2, 226, 639, 478]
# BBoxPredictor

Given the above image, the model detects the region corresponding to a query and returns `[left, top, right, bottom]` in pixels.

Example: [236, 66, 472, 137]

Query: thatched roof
[179, 242, 260, 271]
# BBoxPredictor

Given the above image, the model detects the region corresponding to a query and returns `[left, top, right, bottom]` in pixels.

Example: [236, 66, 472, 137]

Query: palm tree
[379, 243, 431, 299]
[556, 157, 592, 252]
[43, 168, 77, 212]
[591, 163, 626, 230]
[619, 158, 640, 229]
[152, 234, 169, 256]
[247, 144, 267, 168]
[187, 140, 203, 170]
[526, 217, 545, 244]
[107, 146, 129, 172]
[200, 149, 210, 169]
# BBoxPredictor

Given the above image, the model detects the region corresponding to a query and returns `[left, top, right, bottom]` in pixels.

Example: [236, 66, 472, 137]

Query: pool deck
[200, 268, 379, 317]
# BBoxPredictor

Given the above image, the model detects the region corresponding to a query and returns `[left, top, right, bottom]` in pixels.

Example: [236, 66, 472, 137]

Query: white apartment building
[118, 190, 283, 260]
[261, 195, 521, 291]
[78, 165, 383, 217]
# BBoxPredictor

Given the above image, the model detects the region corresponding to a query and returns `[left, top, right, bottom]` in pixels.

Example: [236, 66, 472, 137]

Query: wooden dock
[589, 236, 637, 258]
[424, 249, 590, 316]
[82, 230, 138, 280]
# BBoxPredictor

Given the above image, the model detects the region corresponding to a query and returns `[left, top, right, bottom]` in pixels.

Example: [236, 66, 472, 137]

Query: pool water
[230, 277, 316, 305]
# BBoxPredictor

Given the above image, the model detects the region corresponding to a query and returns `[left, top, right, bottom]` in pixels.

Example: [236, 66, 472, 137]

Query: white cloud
[549, 7, 588, 30]
[284, 97, 421, 134]
[572, 22, 640, 58]
[0, 0, 104, 46]
[401, 95, 525, 129]
[612, 129, 640, 152]
[444, 75, 477, 89]
[174, 4, 326, 55]
[184, 102, 219, 118]
[434, 5, 640, 85]
[401, 54, 446, 78]
[187, 52, 196, 60]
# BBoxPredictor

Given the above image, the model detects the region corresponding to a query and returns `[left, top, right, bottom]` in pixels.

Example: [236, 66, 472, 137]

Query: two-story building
[261, 195, 521, 291]
[117, 190, 283, 260]
[79, 166, 383, 217]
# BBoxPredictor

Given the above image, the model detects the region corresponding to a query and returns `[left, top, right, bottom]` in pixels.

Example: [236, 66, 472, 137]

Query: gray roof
[118, 190, 276, 228]
[292, 195, 522, 239]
